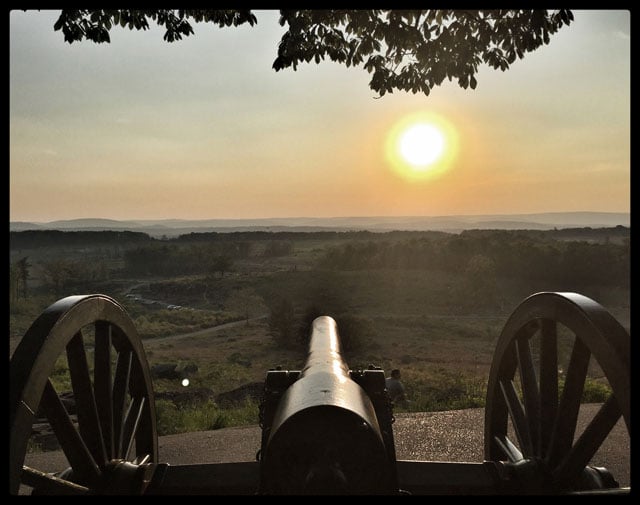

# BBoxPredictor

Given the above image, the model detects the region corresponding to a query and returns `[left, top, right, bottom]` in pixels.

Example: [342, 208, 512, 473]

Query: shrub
[155, 399, 180, 436]
[581, 378, 612, 403]
[227, 352, 252, 367]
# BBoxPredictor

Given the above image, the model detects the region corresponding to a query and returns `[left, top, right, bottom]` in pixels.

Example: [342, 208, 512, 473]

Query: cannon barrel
[259, 316, 397, 494]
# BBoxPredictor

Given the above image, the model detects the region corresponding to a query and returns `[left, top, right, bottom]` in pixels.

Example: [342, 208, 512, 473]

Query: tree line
[121, 240, 295, 276]
[174, 230, 375, 242]
[9, 230, 151, 249]
[10, 228, 381, 250]
[9, 227, 629, 301]
[318, 229, 629, 290]
[123, 242, 241, 277]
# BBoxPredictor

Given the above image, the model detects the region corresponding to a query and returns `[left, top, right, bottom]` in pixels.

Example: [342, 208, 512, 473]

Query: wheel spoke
[553, 395, 622, 484]
[539, 319, 558, 458]
[66, 331, 108, 466]
[39, 380, 101, 487]
[500, 379, 533, 457]
[516, 335, 540, 457]
[493, 435, 524, 463]
[545, 337, 590, 468]
[94, 321, 114, 459]
[130, 359, 156, 461]
[21, 465, 89, 495]
[133, 454, 151, 466]
[121, 396, 146, 461]
[113, 350, 132, 459]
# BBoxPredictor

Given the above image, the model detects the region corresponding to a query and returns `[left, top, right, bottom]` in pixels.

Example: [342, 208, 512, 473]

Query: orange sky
[9, 10, 630, 222]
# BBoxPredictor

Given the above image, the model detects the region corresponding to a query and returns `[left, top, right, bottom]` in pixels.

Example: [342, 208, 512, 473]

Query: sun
[386, 112, 458, 181]
[399, 123, 445, 167]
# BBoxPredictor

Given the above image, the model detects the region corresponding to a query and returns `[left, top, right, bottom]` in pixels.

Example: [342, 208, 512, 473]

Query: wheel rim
[10, 295, 158, 495]
[484, 292, 629, 491]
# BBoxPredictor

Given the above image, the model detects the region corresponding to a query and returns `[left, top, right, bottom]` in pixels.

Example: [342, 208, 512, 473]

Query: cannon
[258, 316, 397, 494]
[10, 292, 630, 495]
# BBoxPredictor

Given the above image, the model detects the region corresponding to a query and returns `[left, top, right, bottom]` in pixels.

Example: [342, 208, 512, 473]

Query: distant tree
[209, 254, 233, 278]
[235, 241, 252, 259]
[263, 240, 294, 258]
[267, 297, 297, 347]
[50, 9, 573, 97]
[41, 259, 75, 296]
[465, 254, 495, 283]
[9, 263, 19, 303]
[464, 254, 498, 309]
[226, 287, 267, 324]
[15, 257, 31, 300]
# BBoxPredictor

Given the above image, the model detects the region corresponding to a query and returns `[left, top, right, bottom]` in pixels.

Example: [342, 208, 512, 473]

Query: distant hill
[10, 212, 630, 237]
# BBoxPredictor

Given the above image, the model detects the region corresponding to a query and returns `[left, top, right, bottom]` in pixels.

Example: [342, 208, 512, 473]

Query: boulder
[151, 363, 180, 380]
[155, 387, 215, 407]
[180, 363, 199, 376]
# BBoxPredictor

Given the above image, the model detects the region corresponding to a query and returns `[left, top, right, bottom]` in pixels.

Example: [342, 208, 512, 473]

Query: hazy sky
[9, 10, 630, 222]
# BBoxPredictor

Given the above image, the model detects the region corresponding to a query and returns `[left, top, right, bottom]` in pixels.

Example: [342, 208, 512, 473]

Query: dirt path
[142, 315, 268, 347]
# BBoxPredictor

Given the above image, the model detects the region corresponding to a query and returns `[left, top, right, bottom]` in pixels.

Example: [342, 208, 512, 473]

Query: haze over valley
[10, 211, 630, 238]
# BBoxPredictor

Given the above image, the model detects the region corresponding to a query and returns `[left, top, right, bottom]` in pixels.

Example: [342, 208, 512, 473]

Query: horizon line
[10, 210, 631, 225]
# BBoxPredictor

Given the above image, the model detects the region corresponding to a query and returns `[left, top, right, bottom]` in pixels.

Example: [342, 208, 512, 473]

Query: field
[10, 227, 630, 437]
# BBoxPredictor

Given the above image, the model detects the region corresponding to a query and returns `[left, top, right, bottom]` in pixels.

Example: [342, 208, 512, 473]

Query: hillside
[10, 212, 630, 237]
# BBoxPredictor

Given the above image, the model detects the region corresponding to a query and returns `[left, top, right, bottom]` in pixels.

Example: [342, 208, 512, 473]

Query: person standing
[385, 368, 407, 407]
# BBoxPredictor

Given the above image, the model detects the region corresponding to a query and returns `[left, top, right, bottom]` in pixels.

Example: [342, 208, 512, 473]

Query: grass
[396, 367, 487, 413]
[10, 232, 628, 441]
[9, 295, 60, 354]
[578, 377, 613, 403]
[151, 374, 612, 437]
[131, 307, 240, 339]
[26, 439, 44, 454]
[155, 398, 259, 436]
[27, 310, 618, 438]
[49, 355, 73, 392]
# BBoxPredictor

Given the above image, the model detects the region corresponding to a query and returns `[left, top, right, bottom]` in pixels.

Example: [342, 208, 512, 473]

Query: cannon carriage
[10, 291, 630, 495]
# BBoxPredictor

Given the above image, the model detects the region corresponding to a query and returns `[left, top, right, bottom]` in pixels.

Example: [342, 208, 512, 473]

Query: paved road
[23, 404, 629, 493]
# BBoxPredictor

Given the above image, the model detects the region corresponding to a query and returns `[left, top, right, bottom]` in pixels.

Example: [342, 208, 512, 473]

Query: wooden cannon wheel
[484, 292, 630, 492]
[10, 295, 158, 495]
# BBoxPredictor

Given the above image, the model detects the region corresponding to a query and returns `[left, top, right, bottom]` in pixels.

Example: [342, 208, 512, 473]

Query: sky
[9, 10, 630, 222]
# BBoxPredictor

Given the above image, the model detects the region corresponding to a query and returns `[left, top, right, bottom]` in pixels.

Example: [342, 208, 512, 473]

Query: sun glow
[386, 112, 458, 181]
